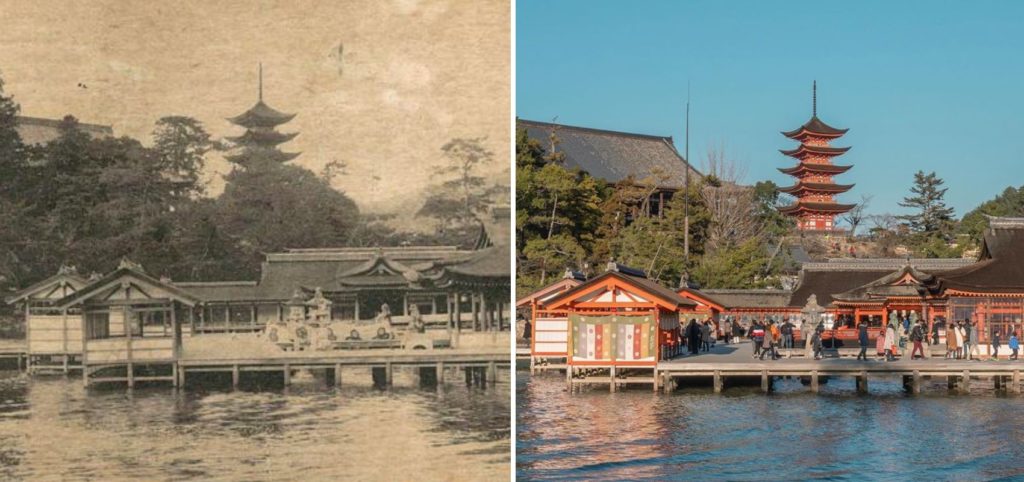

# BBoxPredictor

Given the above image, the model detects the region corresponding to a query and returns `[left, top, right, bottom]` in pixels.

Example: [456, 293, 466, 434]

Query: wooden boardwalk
[566, 342, 1024, 395]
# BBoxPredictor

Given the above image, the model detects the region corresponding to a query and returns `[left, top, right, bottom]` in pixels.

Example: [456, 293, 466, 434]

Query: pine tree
[897, 170, 955, 235]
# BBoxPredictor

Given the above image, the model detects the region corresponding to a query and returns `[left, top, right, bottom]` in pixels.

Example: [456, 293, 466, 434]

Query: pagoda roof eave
[779, 145, 851, 158]
[778, 202, 857, 215]
[781, 116, 849, 139]
[778, 163, 853, 176]
[228, 101, 296, 127]
[778, 182, 855, 195]
[226, 130, 299, 146]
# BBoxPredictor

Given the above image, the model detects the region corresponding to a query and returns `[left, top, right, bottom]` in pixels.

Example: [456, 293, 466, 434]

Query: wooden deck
[565, 342, 1024, 395]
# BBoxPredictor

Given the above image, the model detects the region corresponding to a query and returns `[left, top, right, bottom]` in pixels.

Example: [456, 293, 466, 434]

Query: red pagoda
[777, 82, 855, 231]
[226, 64, 300, 165]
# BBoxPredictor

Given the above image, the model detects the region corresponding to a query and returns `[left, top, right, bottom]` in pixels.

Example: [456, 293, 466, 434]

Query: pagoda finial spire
[258, 62, 263, 102]
[812, 80, 817, 116]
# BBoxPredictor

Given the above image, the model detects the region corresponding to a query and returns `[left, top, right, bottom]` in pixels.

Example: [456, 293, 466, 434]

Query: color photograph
[516, 1, 1024, 480]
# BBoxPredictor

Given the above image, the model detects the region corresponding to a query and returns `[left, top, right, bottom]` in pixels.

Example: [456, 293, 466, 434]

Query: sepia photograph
[516, 1, 1024, 480]
[0, 1, 511, 481]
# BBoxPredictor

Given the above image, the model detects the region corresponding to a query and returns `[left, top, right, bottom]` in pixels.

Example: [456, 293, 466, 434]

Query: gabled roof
[174, 281, 261, 302]
[790, 259, 971, 308]
[516, 272, 585, 308]
[700, 289, 793, 310]
[55, 266, 201, 309]
[5, 268, 89, 304]
[832, 265, 936, 303]
[544, 270, 696, 311]
[517, 119, 701, 190]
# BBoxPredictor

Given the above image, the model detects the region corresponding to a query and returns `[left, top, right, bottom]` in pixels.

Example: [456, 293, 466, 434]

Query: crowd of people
[672, 314, 1024, 363]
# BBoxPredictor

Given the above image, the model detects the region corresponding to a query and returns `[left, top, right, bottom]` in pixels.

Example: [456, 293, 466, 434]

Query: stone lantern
[287, 289, 307, 322]
[802, 294, 825, 358]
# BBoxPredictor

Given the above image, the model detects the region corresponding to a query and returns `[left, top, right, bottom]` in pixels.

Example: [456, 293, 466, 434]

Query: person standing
[909, 320, 925, 360]
[954, 321, 966, 360]
[700, 321, 711, 352]
[722, 318, 732, 345]
[687, 319, 701, 355]
[884, 322, 897, 362]
[945, 322, 957, 359]
[1010, 331, 1019, 360]
[968, 321, 980, 361]
[812, 323, 824, 360]
[857, 320, 869, 361]
[781, 318, 794, 352]
[751, 321, 764, 358]
[991, 329, 1001, 361]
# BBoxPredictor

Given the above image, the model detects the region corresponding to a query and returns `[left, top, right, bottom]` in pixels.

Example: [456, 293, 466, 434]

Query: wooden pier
[562, 343, 1024, 395]
[0, 339, 27, 371]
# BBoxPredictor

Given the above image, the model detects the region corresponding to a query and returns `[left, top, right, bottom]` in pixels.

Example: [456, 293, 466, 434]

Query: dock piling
[609, 366, 616, 393]
[283, 364, 291, 386]
[334, 363, 342, 387]
[856, 371, 868, 393]
[714, 371, 723, 393]
[961, 370, 970, 393]
[810, 371, 819, 393]
[386, 362, 394, 387]
[488, 361, 497, 385]
[761, 370, 769, 393]
[912, 370, 921, 394]
[435, 362, 444, 385]
[231, 365, 240, 389]
[1014, 371, 1021, 394]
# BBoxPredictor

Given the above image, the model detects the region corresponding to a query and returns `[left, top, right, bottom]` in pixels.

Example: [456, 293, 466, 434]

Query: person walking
[722, 318, 732, 345]
[1010, 331, 1019, 360]
[910, 320, 925, 360]
[991, 329, 1001, 361]
[812, 323, 824, 360]
[884, 322, 897, 362]
[761, 322, 779, 360]
[857, 320, 869, 361]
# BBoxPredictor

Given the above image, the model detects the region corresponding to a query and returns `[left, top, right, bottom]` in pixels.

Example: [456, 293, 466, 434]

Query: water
[517, 371, 1024, 481]
[0, 369, 509, 481]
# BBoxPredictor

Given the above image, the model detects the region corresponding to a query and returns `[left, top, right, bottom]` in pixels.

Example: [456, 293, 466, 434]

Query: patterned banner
[570, 314, 655, 361]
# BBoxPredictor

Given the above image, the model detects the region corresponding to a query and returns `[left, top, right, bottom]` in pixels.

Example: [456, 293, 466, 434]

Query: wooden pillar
[61, 309, 68, 373]
[488, 361, 497, 385]
[283, 364, 291, 386]
[179, 366, 186, 388]
[402, 294, 409, 317]
[277, 303, 283, 322]
[471, 293, 480, 331]
[172, 363, 179, 388]
[125, 304, 134, 388]
[609, 365, 616, 393]
[232, 365, 240, 389]
[172, 303, 182, 360]
[663, 372, 674, 394]
[857, 371, 868, 393]
[912, 370, 921, 394]
[714, 370, 723, 393]
[386, 361, 393, 387]
[334, 364, 342, 387]
[80, 310, 89, 385]
[761, 370, 770, 393]
[436, 361, 444, 384]
[250, 303, 257, 329]
[454, 292, 462, 333]
[947, 376, 956, 391]
[446, 293, 454, 328]
[810, 370, 819, 393]
[995, 375, 1003, 391]
[961, 369, 970, 394]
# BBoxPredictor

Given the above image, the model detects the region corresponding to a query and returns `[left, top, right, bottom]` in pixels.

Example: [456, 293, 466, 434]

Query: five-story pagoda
[226, 64, 300, 166]
[777, 82, 855, 231]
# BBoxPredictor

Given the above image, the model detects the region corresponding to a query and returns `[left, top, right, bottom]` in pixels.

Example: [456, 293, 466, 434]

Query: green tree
[152, 116, 218, 198]
[959, 185, 1024, 244]
[418, 137, 504, 247]
[693, 237, 783, 289]
[898, 170, 955, 235]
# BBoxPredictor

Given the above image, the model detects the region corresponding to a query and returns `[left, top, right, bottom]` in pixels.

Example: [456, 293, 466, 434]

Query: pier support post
[335, 364, 342, 387]
[232, 365, 240, 389]
[960, 370, 970, 394]
[172, 363, 179, 388]
[664, 372, 674, 393]
[912, 371, 921, 394]
[179, 367, 186, 388]
[947, 376, 956, 391]
[609, 366, 616, 393]
[810, 371, 819, 393]
[470, 367, 476, 387]
[16, 353, 22, 372]
[1014, 371, 1021, 394]
[652, 369, 660, 393]
[529, 356, 536, 375]
[436, 362, 444, 385]
[127, 363, 134, 389]
[386, 362, 394, 387]
[995, 375, 1003, 391]
[714, 371, 723, 394]
[488, 361, 497, 385]
[761, 370, 770, 393]
[856, 371, 868, 394]
[283, 364, 291, 386]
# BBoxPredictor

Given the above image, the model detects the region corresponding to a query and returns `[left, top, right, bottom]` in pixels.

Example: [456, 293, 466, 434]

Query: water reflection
[518, 372, 1024, 481]
[0, 369, 508, 481]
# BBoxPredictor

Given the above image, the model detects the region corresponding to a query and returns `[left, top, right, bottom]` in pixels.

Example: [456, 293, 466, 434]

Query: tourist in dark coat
[686, 319, 701, 355]
[856, 320, 869, 361]
[909, 320, 925, 360]
[992, 330, 1002, 361]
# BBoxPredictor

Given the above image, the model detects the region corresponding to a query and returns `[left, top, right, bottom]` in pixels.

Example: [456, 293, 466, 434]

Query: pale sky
[0, 0, 510, 217]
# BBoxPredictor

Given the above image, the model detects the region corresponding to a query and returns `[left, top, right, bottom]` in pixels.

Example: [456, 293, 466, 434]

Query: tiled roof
[518, 119, 700, 190]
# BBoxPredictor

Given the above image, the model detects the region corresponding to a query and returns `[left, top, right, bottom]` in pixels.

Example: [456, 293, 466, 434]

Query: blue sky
[516, 0, 1024, 222]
